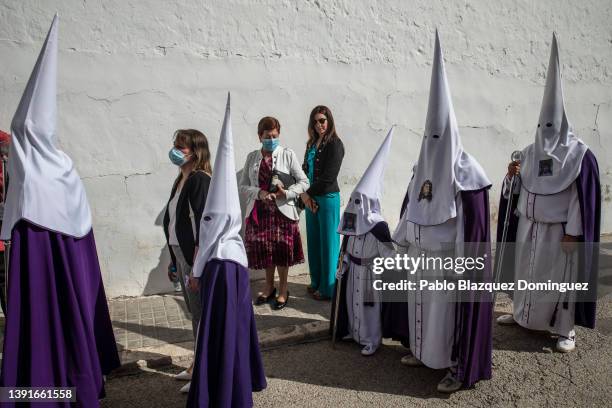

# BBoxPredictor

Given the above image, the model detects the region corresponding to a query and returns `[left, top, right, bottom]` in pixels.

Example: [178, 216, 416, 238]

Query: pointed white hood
[403, 30, 490, 227]
[192, 94, 248, 277]
[520, 33, 587, 195]
[1, 15, 92, 240]
[338, 127, 393, 236]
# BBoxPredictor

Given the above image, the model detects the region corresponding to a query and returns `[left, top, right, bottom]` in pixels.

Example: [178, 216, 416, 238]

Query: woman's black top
[163, 171, 211, 267]
[302, 136, 345, 196]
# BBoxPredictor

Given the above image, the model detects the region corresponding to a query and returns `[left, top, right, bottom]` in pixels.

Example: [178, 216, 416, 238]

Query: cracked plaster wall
[0, 0, 611, 296]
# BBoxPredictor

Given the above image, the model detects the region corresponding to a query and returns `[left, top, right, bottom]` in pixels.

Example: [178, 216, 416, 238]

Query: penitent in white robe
[504, 177, 582, 337]
[394, 193, 465, 370]
[341, 231, 395, 348]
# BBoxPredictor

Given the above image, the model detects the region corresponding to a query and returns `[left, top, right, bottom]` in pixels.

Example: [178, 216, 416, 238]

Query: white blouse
[168, 186, 182, 246]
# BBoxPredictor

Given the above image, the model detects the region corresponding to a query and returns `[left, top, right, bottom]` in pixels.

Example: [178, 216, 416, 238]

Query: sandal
[255, 288, 277, 305]
[306, 285, 316, 294]
[436, 370, 462, 393]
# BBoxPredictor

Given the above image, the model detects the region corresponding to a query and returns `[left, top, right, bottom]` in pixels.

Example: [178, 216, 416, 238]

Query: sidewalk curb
[111, 298, 516, 378]
[111, 320, 330, 377]
[259, 320, 330, 350]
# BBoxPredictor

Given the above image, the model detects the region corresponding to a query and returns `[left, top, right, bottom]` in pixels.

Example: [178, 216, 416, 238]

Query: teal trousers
[305, 192, 341, 298]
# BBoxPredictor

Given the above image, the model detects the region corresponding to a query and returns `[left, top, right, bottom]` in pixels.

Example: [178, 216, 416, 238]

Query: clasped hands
[258, 185, 287, 201]
[257, 186, 320, 213]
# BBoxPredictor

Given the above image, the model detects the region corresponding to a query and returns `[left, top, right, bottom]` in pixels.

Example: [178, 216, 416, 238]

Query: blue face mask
[169, 148, 189, 166]
[262, 138, 279, 152]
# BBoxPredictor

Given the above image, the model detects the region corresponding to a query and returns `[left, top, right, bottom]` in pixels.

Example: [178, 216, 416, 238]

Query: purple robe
[455, 188, 493, 387]
[382, 188, 493, 388]
[187, 259, 267, 408]
[0, 220, 120, 407]
[497, 149, 601, 329]
[380, 194, 415, 346]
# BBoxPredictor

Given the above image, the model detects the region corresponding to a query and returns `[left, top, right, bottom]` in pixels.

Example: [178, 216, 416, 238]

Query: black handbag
[269, 169, 296, 192]
[269, 169, 306, 209]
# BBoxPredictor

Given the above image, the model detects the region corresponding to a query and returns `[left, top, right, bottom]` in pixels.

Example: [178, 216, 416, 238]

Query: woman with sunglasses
[301, 106, 345, 300]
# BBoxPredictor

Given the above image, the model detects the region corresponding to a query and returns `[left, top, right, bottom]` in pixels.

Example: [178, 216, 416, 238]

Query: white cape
[404, 30, 490, 227]
[192, 94, 248, 277]
[338, 127, 393, 236]
[1, 15, 92, 240]
[520, 33, 587, 196]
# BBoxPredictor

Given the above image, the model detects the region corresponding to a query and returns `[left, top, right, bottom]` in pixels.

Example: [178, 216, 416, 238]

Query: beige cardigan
[239, 145, 309, 222]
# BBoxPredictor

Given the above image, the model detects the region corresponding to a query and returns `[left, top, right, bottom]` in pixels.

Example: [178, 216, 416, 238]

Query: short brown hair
[173, 129, 212, 175]
[257, 116, 281, 136]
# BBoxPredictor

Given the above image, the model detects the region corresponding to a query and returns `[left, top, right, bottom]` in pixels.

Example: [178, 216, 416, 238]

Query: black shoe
[273, 291, 290, 310]
[255, 288, 277, 305]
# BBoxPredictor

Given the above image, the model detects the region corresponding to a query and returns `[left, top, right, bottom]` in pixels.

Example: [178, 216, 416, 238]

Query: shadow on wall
[142, 205, 174, 296]
[141, 169, 248, 296]
[237, 169, 247, 237]
[140, 168, 312, 295]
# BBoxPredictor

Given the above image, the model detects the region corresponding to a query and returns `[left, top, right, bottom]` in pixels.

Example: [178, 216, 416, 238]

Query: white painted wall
[0, 0, 610, 297]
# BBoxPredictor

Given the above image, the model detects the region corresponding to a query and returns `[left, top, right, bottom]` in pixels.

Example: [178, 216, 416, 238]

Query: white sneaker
[175, 369, 192, 381]
[496, 314, 517, 326]
[556, 330, 576, 353]
[400, 354, 424, 367]
[173, 280, 182, 292]
[360, 344, 378, 356]
[437, 371, 462, 393]
[342, 334, 353, 341]
[179, 382, 191, 394]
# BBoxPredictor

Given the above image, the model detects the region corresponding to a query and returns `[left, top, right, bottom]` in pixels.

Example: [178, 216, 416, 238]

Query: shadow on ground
[103, 362, 190, 408]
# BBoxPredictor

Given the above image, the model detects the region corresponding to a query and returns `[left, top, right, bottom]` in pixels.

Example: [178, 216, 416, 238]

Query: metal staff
[2, 156, 9, 308]
[331, 241, 347, 349]
[493, 150, 523, 301]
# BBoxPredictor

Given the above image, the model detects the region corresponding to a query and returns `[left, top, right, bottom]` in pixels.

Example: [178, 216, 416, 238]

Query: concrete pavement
[109, 273, 332, 374]
[101, 295, 612, 407]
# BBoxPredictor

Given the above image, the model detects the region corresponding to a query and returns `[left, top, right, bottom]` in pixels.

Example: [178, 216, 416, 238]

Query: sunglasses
[314, 118, 327, 125]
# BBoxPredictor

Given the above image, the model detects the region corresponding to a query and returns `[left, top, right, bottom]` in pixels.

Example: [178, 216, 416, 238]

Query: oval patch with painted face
[418, 180, 433, 202]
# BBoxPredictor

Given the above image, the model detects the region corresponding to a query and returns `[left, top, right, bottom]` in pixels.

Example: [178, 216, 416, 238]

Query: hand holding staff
[493, 150, 523, 301]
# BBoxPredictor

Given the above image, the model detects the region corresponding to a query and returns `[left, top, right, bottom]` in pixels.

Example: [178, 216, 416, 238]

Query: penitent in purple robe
[382, 187, 493, 388]
[497, 149, 601, 329]
[0, 220, 121, 407]
[187, 259, 267, 408]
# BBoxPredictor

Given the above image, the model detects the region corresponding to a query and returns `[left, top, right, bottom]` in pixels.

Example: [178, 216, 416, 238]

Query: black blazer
[302, 136, 345, 196]
[163, 171, 211, 267]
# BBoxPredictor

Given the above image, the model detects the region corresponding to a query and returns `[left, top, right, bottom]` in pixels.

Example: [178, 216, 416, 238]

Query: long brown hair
[173, 129, 212, 175]
[307, 105, 339, 148]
